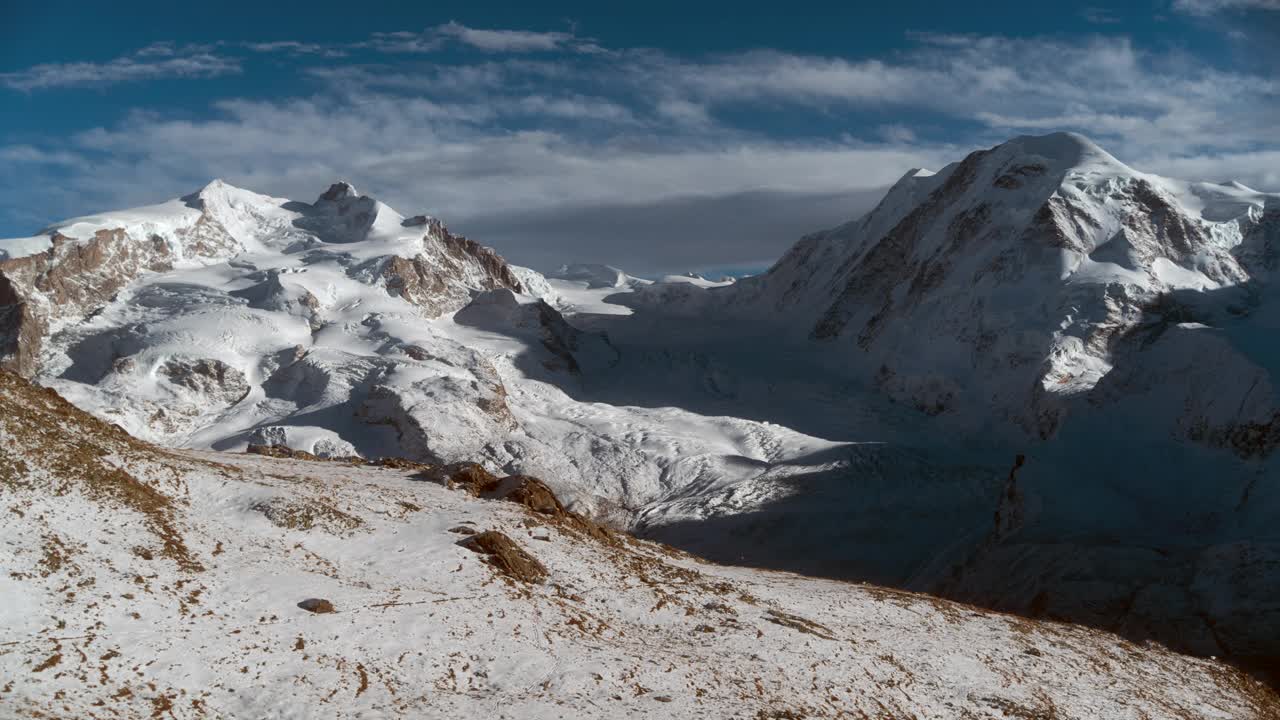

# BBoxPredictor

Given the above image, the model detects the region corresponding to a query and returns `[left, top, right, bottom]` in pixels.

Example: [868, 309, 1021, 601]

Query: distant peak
[402, 215, 434, 228]
[996, 131, 1126, 172]
[181, 178, 252, 210]
[188, 178, 234, 198]
[1014, 131, 1102, 151]
[894, 167, 935, 185]
[318, 181, 359, 203]
[195, 177, 264, 196]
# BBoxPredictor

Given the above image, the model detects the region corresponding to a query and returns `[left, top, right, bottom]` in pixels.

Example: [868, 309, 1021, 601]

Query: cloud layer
[2, 23, 1277, 272]
[1171, 0, 1280, 15]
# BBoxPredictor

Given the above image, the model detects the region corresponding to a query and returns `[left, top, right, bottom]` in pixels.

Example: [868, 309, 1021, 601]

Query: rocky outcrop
[0, 189, 248, 378]
[293, 182, 379, 243]
[159, 358, 250, 405]
[0, 230, 174, 376]
[246, 426, 361, 459]
[459, 530, 548, 583]
[380, 218, 524, 317]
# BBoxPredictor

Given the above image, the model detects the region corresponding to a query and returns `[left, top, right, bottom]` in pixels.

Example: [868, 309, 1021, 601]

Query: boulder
[297, 598, 335, 614]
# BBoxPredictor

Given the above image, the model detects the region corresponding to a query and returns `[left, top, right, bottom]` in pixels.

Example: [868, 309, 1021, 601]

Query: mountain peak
[318, 181, 359, 203]
[182, 178, 283, 215]
[897, 167, 937, 183]
[995, 131, 1129, 175]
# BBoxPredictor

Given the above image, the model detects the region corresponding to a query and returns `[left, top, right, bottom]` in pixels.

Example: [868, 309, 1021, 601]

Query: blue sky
[2, 0, 1278, 273]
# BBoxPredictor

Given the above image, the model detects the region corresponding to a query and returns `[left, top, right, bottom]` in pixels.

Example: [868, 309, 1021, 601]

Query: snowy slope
[3, 368, 1277, 719]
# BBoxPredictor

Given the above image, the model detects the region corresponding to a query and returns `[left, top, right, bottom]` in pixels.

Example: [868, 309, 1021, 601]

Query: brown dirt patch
[377, 456, 434, 471]
[460, 531, 547, 583]
[32, 652, 62, 673]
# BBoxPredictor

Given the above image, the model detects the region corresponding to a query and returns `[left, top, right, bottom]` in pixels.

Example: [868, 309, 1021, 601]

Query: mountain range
[3, 131, 1279, 715]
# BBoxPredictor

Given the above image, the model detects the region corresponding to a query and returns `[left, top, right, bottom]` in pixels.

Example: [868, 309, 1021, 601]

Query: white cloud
[0, 145, 79, 165]
[1172, 0, 1280, 14]
[133, 41, 219, 58]
[363, 31, 444, 54]
[654, 99, 712, 127]
[645, 35, 1276, 163]
[53, 95, 946, 216]
[0, 53, 239, 91]
[244, 41, 348, 58]
[354, 22, 582, 55]
[878, 125, 918, 144]
[436, 21, 572, 52]
[1142, 149, 1280, 190]
[135, 41, 177, 57]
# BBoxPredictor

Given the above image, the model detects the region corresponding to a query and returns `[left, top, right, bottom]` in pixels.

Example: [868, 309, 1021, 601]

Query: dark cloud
[458, 189, 888, 275]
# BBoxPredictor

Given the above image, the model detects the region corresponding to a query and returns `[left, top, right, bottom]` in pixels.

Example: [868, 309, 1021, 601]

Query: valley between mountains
[3, 131, 1280, 717]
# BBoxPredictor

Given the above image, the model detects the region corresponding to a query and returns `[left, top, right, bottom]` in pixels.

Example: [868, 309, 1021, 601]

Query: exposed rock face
[0, 230, 174, 377]
[486, 474, 566, 516]
[1, 180, 557, 458]
[159, 358, 250, 405]
[381, 218, 524, 317]
[0, 186, 249, 378]
[246, 425, 361, 459]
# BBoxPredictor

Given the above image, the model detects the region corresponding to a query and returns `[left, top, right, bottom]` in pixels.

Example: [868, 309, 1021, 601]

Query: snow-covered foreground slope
[3, 369, 1278, 719]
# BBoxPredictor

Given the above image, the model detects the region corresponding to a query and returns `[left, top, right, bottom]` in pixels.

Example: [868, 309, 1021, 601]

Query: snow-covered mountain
[631, 132, 1280, 445]
[6, 367, 1277, 717]
[4, 132, 1280, 687]
[0, 179, 849, 528]
[605, 132, 1280, 675]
